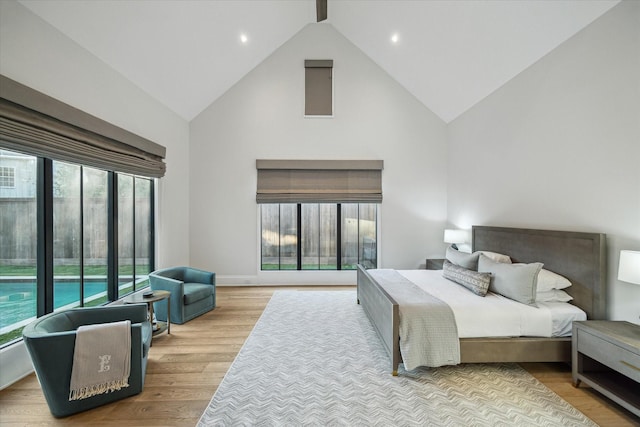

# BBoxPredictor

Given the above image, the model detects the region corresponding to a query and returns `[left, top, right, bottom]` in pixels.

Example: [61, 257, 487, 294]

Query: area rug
[198, 290, 596, 426]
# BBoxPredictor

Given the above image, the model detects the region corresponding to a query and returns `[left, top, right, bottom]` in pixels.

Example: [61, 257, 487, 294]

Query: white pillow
[536, 289, 573, 303]
[473, 251, 512, 264]
[512, 265, 572, 292]
[536, 269, 572, 292]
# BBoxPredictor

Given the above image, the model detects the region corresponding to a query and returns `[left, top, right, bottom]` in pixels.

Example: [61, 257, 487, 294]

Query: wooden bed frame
[357, 226, 607, 375]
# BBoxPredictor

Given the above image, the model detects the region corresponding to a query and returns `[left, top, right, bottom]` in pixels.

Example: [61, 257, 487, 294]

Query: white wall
[0, 1, 190, 388]
[190, 24, 448, 284]
[0, 1, 191, 269]
[447, 1, 640, 323]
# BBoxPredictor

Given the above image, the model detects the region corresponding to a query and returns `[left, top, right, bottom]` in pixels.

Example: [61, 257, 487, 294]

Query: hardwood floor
[1, 286, 638, 426]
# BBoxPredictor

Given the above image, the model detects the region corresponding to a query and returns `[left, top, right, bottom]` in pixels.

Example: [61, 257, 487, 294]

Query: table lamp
[618, 250, 640, 286]
[618, 250, 640, 320]
[444, 229, 470, 253]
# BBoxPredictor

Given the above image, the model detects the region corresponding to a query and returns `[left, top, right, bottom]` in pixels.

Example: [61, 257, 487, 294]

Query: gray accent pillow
[442, 260, 491, 296]
[445, 245, 480, 271]
[478, 254, 543, 306]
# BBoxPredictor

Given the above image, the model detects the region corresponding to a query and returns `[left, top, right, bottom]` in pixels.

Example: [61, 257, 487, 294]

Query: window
[260, 203, 377, 270]
[51, 163, 110, 311]
[118, 175, 134, 296]
[134, 177, 153, 290]
[305, 60, 333, 116]
[341, 203, 377, 269]
[0, 151, 37, 345]
[117, 175, 153, 298]
[257, 160, 382, 271]
[51, 163, 110, 310]
[52, 161, 82, 310]
[302, 204, 337, 270]
[0, 166, 15, 187]
[0, 148, 155, 347]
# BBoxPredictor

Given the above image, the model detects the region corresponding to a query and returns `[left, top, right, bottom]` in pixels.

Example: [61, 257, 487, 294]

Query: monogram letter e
[98, 354, 112, 372]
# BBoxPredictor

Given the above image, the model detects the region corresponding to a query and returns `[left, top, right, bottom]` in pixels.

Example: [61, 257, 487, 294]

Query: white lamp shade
[444, 229, 469, 244]
[618, 250, 640, 285]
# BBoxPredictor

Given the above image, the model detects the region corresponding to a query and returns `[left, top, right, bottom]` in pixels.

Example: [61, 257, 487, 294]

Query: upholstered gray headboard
[472, 226, 607, 320]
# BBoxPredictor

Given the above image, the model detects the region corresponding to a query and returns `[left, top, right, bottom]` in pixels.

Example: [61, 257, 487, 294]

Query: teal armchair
[22, 304, 152, 418]
[149, 266, 216, 324]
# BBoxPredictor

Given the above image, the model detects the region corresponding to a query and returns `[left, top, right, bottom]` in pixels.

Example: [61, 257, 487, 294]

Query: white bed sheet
[398, 270, 586, 338]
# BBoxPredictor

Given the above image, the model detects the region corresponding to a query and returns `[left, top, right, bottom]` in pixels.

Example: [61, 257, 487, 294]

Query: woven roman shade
[256, 159, 383, 203]
[0, 75, 166, 178]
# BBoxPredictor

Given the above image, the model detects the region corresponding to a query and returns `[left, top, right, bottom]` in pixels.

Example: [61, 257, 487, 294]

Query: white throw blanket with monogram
[69, 320, 131, 401]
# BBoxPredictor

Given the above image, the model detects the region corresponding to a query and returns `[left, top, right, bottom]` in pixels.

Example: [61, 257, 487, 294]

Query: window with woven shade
[257, 160, 382, 270]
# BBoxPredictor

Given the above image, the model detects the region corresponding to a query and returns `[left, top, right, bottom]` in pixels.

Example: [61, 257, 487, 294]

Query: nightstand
[572, 320, 640, 417]
[426, 258, 445, 270]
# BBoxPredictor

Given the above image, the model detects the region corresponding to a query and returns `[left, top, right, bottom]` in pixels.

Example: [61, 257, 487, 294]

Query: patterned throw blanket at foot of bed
[368, 269, 460, 369]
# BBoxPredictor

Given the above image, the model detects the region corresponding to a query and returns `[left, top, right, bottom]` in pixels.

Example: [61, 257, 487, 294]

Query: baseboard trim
[0, 341, 33, 390]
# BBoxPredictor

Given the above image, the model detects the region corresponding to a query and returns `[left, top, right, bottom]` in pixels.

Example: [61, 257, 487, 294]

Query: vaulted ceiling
[18, 0, 620, 123]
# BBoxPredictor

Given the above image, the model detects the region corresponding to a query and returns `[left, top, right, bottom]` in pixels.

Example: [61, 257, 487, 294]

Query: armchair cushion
[183, 283, 214, 305]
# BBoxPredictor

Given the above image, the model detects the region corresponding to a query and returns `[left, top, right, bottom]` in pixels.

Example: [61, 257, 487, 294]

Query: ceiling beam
[316, 0, 327, 22]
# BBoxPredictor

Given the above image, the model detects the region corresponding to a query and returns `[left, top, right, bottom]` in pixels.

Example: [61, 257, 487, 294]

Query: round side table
[124, 290, 171, 340]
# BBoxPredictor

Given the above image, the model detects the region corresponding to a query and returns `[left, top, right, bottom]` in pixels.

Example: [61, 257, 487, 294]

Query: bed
[357, 226, 606, 375]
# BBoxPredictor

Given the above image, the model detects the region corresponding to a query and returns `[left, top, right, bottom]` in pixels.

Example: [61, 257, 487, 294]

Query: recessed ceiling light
[390, 33, 400, 44]
[240, 33, 249, 44]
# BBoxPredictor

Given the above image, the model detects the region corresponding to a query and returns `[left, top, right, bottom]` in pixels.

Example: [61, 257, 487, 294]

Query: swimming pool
[0, 279, 108, 331]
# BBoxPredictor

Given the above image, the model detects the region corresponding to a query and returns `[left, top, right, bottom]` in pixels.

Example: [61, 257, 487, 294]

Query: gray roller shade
[256, 159, 383, 203]
[305, 60, 333, 116]
[0, 75, 166, 178]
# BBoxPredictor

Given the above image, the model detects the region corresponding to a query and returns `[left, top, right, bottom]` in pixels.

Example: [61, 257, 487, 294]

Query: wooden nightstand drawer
[577, 328, 640, 382]
[573, 321, 640, 417]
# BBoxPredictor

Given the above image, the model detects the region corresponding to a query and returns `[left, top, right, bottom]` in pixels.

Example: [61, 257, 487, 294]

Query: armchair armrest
[150, 274, 185, 295]
[149, 275, 185, 323]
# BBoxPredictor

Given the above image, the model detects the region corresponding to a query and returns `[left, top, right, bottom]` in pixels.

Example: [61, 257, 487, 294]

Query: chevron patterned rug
[198, 290, 596, 426]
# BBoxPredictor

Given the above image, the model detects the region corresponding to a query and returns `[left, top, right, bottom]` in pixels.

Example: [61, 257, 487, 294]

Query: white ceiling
[18, 0, 620, 123]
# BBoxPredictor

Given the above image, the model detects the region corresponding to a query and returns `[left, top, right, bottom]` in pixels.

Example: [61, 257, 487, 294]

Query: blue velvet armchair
[22, 304, 152, 418]
[149, 266, 216, 324]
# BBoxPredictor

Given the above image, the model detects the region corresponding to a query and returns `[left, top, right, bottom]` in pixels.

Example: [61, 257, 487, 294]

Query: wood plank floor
[1, 286, 638, 426]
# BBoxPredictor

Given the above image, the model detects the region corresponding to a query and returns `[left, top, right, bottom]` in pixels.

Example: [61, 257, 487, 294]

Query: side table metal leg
[149, 303, 155, 331]
[148, 302, 155, 346]
[167, 296, 171, 334]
